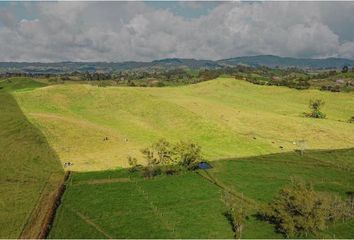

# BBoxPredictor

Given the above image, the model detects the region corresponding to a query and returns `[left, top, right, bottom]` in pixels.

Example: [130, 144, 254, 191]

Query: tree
[307, 99, 326, 119]
[223, 191, 247, 239]
[258, 179, 352, 238]
[173, 141, 203, 169]
[127, 155, 138, 172]
[141, 138, 174, 165]
[342, 65, 349, 73]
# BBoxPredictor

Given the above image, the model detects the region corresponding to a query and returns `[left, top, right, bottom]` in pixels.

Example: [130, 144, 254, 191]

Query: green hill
[12, 77, 354, 171]
[1, 76, 353, 238]
[0, 78, 63, 238]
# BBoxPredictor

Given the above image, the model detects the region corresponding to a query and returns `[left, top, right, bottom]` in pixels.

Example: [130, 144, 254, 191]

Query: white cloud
[0, 1, 353, 62]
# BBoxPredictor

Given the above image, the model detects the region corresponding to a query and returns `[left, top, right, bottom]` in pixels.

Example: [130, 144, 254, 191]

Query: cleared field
[49, 148, 354, 238]
[13, 77, 354, 171]
[0, 79, 64, 238]
[49, 171, 234, 239]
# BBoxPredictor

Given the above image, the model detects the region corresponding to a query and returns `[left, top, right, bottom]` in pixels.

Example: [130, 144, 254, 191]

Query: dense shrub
[139, 139, 203, 177]
[258, 179, 353, 238]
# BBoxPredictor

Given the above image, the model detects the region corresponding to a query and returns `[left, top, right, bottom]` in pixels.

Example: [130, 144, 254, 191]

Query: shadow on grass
[0, 89, 64, 238]
[212, 147, 354, 171]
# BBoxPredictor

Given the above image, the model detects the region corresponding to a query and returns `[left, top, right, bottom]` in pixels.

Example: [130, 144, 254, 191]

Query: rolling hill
[1, 76, 354, 238]
[11, 76, 354, 172]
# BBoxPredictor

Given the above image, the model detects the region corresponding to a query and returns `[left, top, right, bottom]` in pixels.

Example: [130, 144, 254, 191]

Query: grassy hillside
[0, 78, 63, 238]
[13, 77, 354, 171]
[49, 148, 354, 238]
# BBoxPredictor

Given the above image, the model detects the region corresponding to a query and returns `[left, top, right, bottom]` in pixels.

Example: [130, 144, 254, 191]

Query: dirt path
[20, 171, 70, 239]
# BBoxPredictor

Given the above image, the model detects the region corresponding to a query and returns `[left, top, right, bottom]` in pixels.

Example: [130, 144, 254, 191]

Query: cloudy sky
[0, 1, 354, 62]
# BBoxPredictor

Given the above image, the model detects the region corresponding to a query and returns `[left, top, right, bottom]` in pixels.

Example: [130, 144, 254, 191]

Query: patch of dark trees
[1, 64, 353, 92]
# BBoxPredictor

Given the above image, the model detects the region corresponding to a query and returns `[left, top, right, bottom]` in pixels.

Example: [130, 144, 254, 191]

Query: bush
[349, 117, 354, 123]
[306, 99, 326, 119]
[258, 179, 352, 238]
[141, 139, 203, 170]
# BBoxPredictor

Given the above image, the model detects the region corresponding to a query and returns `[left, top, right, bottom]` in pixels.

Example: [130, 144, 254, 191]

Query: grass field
[49, 171, 234, 239]
[0, 79, 64, 238]
[208, 148, 354, 239]
[1, 77, 353, 238]
[49, 148, 354, 238]
[12, 76, 354, 171]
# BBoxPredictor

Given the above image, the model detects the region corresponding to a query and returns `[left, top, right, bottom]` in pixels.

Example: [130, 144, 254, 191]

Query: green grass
[49, 171, 234, 239]
[1, 76, 354, 238]
[0, 78, 63, 238]
[12, 77, 354, 171]
[0, 77, 47, 92]
[208, 148, 354, 238]
[49, 148, 354, 238]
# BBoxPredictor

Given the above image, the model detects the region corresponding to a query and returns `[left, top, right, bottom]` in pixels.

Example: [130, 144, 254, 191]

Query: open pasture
[12, 77, 354, 171]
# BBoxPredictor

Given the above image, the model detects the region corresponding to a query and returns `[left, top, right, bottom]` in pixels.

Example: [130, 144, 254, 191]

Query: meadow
[12, 76, 354, 171]
[0, 76, 353, 238]
[49, 148, 354, 238]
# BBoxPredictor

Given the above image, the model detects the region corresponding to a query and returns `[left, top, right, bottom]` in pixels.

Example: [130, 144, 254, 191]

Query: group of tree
[258, 179, 354, 238]
[2, 64, 353, 92]
[127, 138, 203, 178]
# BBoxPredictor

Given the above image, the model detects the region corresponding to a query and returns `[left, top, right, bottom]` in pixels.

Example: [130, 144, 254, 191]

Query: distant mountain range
[218, 55, 354, 69]
[1, 55, 353, 73]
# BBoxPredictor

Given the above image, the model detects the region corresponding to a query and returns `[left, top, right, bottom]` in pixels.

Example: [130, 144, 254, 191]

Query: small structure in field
[198, 161, 212, 170]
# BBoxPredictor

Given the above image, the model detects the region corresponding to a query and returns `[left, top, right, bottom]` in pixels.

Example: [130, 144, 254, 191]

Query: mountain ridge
[1, 55, 354, 73]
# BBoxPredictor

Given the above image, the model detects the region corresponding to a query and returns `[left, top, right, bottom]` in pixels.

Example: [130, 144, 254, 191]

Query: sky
[0, 1, 354, 62]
